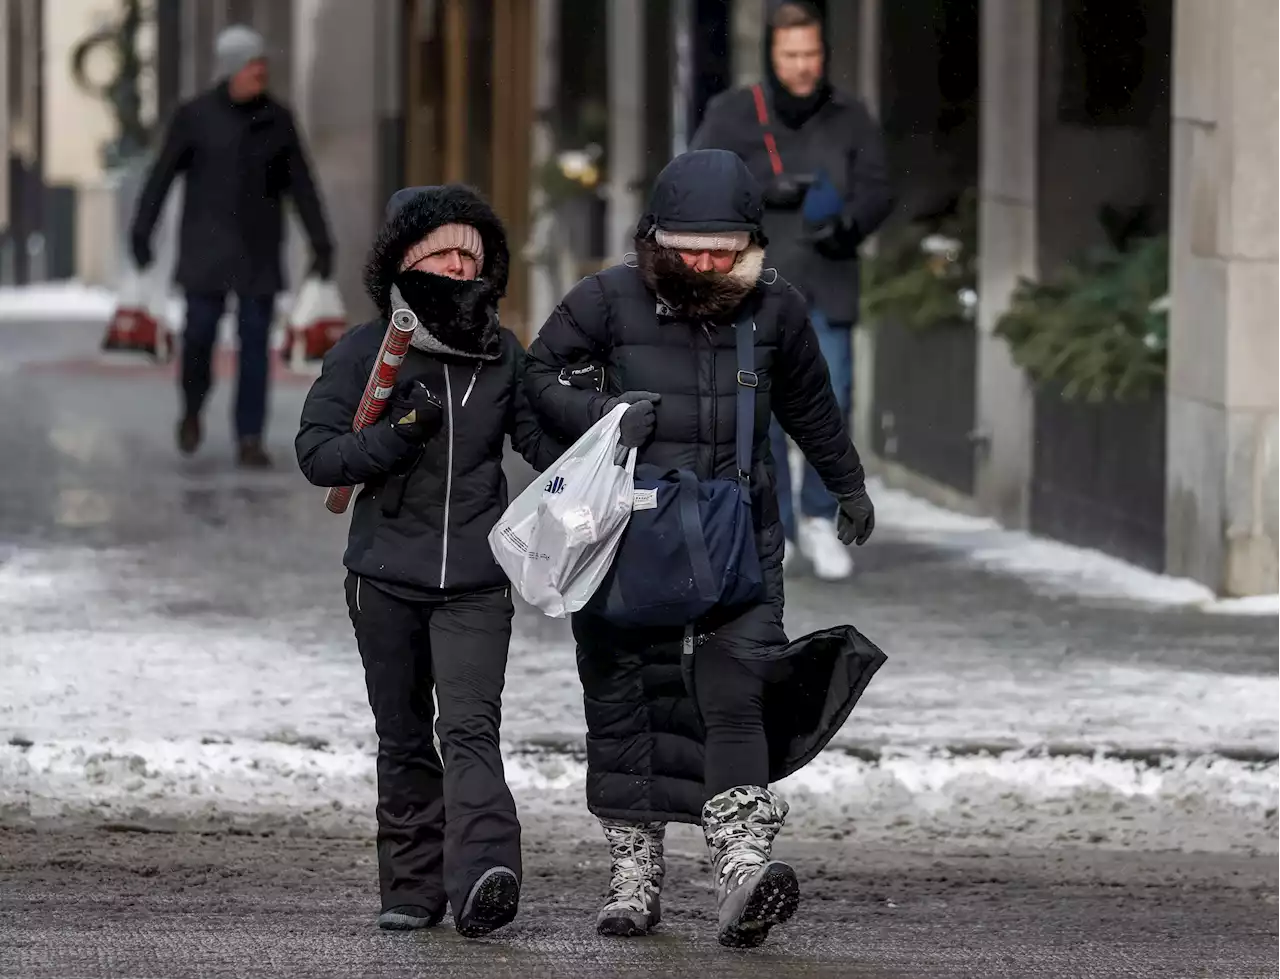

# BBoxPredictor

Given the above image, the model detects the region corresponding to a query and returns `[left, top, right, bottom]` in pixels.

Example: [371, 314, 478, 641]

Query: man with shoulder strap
[691, 0, 893, 580]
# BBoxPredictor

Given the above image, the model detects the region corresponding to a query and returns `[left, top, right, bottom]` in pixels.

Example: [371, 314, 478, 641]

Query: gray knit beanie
[214, 25, 266, 79]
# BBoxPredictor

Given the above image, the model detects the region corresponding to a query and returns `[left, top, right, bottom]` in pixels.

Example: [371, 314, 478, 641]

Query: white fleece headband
[654, 228, 751, 252]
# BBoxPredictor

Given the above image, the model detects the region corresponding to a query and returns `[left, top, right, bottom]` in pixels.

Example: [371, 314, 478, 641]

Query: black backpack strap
[735, 315, 757, 484]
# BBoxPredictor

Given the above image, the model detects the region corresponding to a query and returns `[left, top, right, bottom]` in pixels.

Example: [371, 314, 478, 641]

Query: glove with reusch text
[836, 484, 876, 546]
[559, 361, 605, 392]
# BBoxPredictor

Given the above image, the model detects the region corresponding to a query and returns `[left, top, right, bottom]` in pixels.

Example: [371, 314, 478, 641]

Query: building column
[606, 0, 645, 262]
[291, 0, 383, 320]
[527, 0, 561, 332]
[0, 0, 11, 278]
[973, 0, 1038, 527]
[836, 0, 880, 456]
[730, 0, 765, 87]
[1165, 0, 1278, 595]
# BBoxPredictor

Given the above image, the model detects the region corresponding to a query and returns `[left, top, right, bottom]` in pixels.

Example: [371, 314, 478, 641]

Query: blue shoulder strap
[735, 316, 757, 484]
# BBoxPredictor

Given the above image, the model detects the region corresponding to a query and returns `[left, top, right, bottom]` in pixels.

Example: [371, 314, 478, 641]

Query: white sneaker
[781, 541, 796, 572]
[798, 516, 853, 581]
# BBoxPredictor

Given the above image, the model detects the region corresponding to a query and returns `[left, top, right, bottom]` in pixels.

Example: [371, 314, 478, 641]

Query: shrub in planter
[861, 190, 977, 330]
[995, 235, 1169, 403]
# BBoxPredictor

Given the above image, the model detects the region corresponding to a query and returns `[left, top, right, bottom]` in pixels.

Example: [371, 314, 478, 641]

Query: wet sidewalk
[0, 317, 1275, 854]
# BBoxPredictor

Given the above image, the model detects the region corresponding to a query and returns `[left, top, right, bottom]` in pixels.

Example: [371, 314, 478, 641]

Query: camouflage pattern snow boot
[595, 818, 667, 936]
[701, 786, 799, 948]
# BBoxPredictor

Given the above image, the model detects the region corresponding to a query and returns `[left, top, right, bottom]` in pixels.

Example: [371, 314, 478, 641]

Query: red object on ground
[281, 277, 348, 367]
[101, 304, 172, 361]
[282, 315, 348, 364]
[324, 303, 419, 514]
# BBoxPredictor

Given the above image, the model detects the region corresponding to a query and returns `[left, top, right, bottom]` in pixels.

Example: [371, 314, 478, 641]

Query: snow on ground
[0, 283, 293, 350]
[1204, 593, 1280, 616]
[0, 282, 115, 320]
[1, 543, 1275, 851]
[869, 477, 1277, 614]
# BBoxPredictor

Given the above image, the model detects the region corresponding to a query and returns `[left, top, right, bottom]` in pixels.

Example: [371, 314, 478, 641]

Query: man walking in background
[692, 0, 892, 580]
[131, 25, 333, 468]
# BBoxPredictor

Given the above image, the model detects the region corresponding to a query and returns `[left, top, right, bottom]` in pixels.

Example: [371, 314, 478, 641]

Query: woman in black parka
[296, 185, 564, 938]
[524, 150, 886, 948]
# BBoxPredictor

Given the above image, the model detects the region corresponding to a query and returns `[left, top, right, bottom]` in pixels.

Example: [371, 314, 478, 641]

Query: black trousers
[183, 293, 274, 438]
[345, 573, 521, 915]
[693, 639, 769, 796]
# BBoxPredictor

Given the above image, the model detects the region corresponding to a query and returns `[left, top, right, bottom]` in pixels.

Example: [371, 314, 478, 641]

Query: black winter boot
[455, 866, 519, 937]
[177, 414, 202, 455]
[236, 436, 273, 469]
[376, 904, 444, 930]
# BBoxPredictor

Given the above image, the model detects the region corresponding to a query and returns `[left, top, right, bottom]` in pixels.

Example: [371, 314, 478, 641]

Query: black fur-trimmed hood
[364, 185, 511, 359]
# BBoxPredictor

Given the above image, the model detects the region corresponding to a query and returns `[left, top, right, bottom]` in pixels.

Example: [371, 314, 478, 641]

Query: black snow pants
[345, 572, 521, 916]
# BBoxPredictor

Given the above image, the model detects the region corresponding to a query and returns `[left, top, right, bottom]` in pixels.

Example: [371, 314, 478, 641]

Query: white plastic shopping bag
[282, 276, 348, 369]
[490, 404, 636, 617]
[101, 265, 173, 361]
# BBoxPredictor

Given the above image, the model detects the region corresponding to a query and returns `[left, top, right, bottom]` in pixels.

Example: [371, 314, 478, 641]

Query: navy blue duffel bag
[585, 316, 765, 628]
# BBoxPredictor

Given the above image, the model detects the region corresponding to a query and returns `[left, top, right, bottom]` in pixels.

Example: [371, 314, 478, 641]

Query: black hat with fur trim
[634, 150, 767, 247]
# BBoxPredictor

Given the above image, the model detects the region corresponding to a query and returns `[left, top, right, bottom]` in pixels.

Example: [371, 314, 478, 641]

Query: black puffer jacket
[525, 151, 865, 584]
[524, 151, 886, 823]
[296, 185, 562, 594]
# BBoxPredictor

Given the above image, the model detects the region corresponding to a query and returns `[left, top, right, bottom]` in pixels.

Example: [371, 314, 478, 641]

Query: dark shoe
[377, 904, 443, 931]
[177, 415, 202, 455]
[455, 867, 519, 938]
[237, 437, 273, 469]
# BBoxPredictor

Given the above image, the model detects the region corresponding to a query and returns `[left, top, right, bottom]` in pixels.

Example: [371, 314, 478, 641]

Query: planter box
[871, 321, 977, 496]
[1030, 389, 1166, 572]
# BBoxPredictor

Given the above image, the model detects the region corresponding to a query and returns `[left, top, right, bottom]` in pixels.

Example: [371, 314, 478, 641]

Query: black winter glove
[131, 234, 153, 271]
[761, 173, 814, 210]
[804, 219, 841, 247]
[387, 379, 444, 442]
[604, 391, 662, 449]
[836, 485, 876, 546]
[804, 217, 858, 260]
[309, 251, 333, 281]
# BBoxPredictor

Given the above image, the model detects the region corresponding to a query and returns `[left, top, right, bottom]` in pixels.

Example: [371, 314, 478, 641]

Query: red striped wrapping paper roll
[324, 305, 419, 514]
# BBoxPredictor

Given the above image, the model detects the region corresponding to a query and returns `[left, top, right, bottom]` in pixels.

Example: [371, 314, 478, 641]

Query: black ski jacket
[296, 184, 562, 594]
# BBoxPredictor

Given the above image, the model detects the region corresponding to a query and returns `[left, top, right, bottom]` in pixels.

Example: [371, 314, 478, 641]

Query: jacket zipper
[440, 364, 454, 588]
[461, 363, 481, 406]
[702, 324, 717, 481]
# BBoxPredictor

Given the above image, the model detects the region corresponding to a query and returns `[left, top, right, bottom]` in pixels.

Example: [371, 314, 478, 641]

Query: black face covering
[394, 268, 501, 357]
[763, 5, 833, 130]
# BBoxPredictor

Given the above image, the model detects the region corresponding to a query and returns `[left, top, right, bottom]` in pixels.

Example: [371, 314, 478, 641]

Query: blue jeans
[770, 310, 853, 542]
[183, 293, 275, 438]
